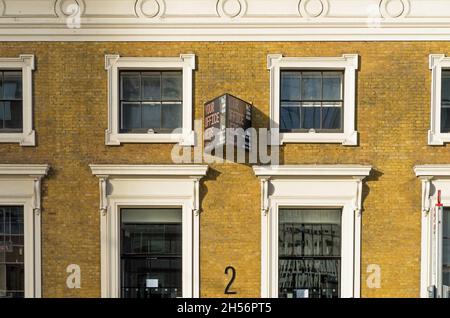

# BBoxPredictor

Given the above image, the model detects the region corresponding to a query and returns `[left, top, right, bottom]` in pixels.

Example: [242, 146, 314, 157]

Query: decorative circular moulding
[380, 0, 410, 18]
[0, 0, 5, 17]
[299, 0, 328, 18]
[55, 0, 85, 17]
[136, 0, 164, 18]
[217, 0, 247, 18]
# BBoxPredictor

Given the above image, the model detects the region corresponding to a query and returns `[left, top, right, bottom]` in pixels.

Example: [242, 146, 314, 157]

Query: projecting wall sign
[204, 93, 252, 152]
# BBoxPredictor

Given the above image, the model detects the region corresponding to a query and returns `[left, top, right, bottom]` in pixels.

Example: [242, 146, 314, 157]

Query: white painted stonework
[253, 165, 372, 298]
[415, 165, 450, 298]
[0, 164, 50, 298]
[90, 164, 208, 298]
[267, 54, 359, 146]
[0, 55, 35, 146]
[104, 54, 196, 146]
[1, 0, 450, 41]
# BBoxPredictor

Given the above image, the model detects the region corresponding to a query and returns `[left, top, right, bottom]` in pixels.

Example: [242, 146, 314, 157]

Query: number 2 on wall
[224, 266, 237, 294]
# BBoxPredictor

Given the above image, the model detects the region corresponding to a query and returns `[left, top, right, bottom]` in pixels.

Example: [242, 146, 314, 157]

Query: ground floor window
[444, 208, 450, 288]
[0, 206, 24, 298]
[278, 208, 341, 298]
[120, 208, 182, 298]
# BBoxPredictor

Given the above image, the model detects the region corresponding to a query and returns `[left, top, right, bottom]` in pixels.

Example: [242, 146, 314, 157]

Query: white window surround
[89, 164, 208, 298]
[428, 54, 450, 145]
[267, 54, 359, 146]
[104, 54, 196, 146]
[253, 164, 372, 298]
[0, 55, 35, 146]
[0, 164, 50, 298]
[414, 165, 450, 297]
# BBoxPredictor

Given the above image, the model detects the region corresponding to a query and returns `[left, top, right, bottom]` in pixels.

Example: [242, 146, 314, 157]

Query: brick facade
[0, 41, 448, 297]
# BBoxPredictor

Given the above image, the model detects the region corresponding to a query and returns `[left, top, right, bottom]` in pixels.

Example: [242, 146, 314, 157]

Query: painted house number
[224, 266, 237, 294]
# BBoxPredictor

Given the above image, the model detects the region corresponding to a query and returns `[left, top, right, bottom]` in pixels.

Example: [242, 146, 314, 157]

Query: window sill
[274, 131, 358, 146]
[105, 131, 195, 146]
[0, 130, 35, 146]
[428, 130, 450, 145]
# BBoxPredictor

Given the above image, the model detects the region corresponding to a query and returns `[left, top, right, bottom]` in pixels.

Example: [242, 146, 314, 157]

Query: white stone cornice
[414, 165, 450, 178]
[0, 164, 50, 177]
[3, 0, 450, 40]
[90, 164, 209, 178]
[253, 165, 372, 178]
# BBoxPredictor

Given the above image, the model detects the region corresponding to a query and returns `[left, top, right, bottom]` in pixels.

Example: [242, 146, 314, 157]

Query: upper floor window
[0, 71, 23, 132]
[441, 70, 450, 133]
[280, 71, 343, 133]
[267, 54, 358, 146]
[105, 54, 195, 146]
[0, 55, 35, 146]
[120, 71, 182, 133]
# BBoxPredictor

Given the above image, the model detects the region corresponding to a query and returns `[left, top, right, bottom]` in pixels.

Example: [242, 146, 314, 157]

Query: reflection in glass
[280, 103, 301, 131]
[0, 72, 23, 132]
[444, 208, 450, 287]
[120, 208, 182, 298]
[0, 206, 24, 298]
[162, 72, 182, 101]
[442, 71, 450, 132]
[121, 102, 141, 130]
[142, 73, 161, 101]
[280, 71, 343, 132]
[120, 71, 182, 132]
[279, 209, 341, 299]
[162, 103, 182, 129]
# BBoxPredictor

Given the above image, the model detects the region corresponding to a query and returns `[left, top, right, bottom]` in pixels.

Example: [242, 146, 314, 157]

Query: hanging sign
[204, 94, 252, 152]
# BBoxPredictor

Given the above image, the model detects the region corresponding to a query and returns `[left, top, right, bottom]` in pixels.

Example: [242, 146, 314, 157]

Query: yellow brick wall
[0, 41, 448, 298]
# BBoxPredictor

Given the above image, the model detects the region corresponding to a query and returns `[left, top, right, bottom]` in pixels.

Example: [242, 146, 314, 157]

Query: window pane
[0, 102, 3, 129]
[444, 209, 450, 287]
[142, 103, 161, 130]
[162, 103, 182, 130]
[120, 208, 182, 299]
[0, 72, 2, 100]
[301, 102, 321, 130]
[162, 72, 182, 101]
[121, 102, 141, 131]
[322, 105, 342, 130]
[442, 71, 450, 102]
[323, 72, 342, 101]
[281, 72, 301, 101]
[279, 209, 341, 299]
[121, 73, 141, 101]
[442, 106, 450, 133]
[0, 206, 24, 299]
[280, 103, 301, 131]
[3, 72, 22, 100]
[302, 72, 322, 100]
[3, 101, 22, 130]
[142, 72, 161, 101]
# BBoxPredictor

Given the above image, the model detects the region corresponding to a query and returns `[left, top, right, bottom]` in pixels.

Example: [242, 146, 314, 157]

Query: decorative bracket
[353, 177, 363, 217]
[261, 177, 270, 216]
[32, 176, 43, 215]
[99, 176, 108, 216]
[192, 178, 200, 216]
[420, 177, 432, 215]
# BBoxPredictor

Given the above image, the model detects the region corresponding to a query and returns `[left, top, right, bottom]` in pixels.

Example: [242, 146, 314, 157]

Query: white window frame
[104, 54, 196, 146]
[0, 164, 49, 298]
[0, 55, 35, 146]
[267, 54, 359, 146]
[428, 54, 450, 145]
[253, 165, 371, 298]
[90, 164, 208, 298]
[415, 165, 450, 298]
